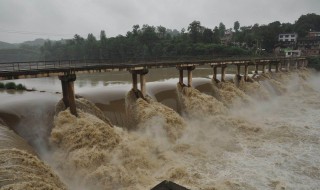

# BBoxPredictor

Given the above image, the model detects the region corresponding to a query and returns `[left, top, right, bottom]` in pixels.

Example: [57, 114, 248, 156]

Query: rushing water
[0, 66, 320, 190]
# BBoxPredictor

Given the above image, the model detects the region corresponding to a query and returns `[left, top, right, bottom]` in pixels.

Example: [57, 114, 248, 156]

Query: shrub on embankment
[307, 56, 320, 71]
[0, 82, 27, 90]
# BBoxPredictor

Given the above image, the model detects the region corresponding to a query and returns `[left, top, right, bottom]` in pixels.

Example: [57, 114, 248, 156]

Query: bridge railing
[0, 56, 306, 74]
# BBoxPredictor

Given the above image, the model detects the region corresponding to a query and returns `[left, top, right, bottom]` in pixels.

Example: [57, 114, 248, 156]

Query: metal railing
[0, 56, 306, 75]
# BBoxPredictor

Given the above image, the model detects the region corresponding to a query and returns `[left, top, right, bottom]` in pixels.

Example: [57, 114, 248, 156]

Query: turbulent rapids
[1, 68, 320, 190]
[0, 124, 67, 190]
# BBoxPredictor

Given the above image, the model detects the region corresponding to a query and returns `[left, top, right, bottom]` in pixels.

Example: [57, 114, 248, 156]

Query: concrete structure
[285, 50, 301, 57]
[279, 33, 298, 42]
[129, 68, 149, 98]
[58, 74, 77, 116]
[176, 65, 195, 87]
[297, 31, 320, 56]
[221, 29, 233, 45]
[0, 56, 307, 116]
[307, 31, 320, 38]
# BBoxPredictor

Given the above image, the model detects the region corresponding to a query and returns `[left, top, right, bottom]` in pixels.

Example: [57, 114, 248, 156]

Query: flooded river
[0, 66, 319, 189]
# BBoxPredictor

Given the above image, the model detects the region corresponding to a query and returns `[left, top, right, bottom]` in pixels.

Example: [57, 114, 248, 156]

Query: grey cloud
[0, 0, 319, 43]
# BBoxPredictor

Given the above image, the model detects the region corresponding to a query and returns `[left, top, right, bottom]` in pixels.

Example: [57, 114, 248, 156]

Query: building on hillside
[297, 31, 320, 56]
[284, 49, 301, 57]
[278, 33, 298, 43]
[274, 33, 298, 56]
[220, 29, 233, 46]
[307, 31, 320, 38]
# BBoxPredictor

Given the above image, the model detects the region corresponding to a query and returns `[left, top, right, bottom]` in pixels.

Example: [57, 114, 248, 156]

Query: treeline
[1, 13, 319, 62]
[41, 25, 251, 61]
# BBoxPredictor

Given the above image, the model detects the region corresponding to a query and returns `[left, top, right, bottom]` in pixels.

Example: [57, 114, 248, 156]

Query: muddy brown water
[0, 67, 320, 189]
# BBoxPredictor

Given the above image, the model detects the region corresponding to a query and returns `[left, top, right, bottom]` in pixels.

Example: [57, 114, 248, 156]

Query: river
[0, 66, 319, 190]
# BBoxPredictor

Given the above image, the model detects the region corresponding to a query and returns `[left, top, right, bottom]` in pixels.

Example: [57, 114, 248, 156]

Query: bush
[307, 56, 320, 71]
[5, 82, 16, 89]
[16, 84, 26, 90]
[0, 83, 4, 89]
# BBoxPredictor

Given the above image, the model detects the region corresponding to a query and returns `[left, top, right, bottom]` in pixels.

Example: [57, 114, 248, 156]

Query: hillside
[20, 38, 46, 47]
[0, 41, 17, 49]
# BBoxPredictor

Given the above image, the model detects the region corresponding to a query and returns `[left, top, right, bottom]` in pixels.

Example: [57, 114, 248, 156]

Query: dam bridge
[0, 56, 308, 116]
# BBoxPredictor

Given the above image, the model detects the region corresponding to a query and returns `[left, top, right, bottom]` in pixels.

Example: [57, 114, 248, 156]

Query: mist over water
[0, 68, 320, 189]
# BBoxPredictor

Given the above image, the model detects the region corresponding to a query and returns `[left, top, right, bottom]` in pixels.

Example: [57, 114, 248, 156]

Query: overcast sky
[0, 0, 319, 43]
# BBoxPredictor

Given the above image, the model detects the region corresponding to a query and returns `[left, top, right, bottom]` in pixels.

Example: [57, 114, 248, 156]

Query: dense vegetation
[0, 13, 319, 63]
[307, 56, 320, 71]
[0, 82, 26, 90]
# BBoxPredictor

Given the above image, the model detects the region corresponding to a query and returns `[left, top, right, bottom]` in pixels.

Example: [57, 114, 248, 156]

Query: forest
[0, 13, 320, 62]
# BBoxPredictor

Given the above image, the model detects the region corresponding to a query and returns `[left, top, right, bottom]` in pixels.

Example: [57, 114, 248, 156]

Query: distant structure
[284, 49, 301, 57]
[221, 29, 233, 45]
[307, 31, 320, 38]
[278, 33, 298, 43]
[274, 33, 298, 56]
[297, 31, 320, 56]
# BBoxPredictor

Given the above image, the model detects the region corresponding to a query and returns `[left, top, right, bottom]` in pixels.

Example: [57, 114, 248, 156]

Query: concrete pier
[294, 61, 298, 70]
[59, 74, 77, 116]
[132, 72, 138, 91]
[221, 65, 227, 82]
[130, 68, 149, 98]
[140, 73, 147, 97]
[275, 62, 280, 72]
[244, 65, 248, 81]
[286, 60, 290, 71]
[179, 69, 184, 86]
[262, 64, 266, 74]
[177, 66, 195, 87]
[212, 66, 218, 82]
[236, 65, 241, 76]
[255, 64, 259, 74]
[268, 62, 272, 73]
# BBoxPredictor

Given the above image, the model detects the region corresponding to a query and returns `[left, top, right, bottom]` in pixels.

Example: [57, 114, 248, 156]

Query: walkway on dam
[0, 56, 306, 80]
[0, 56, 307, 116]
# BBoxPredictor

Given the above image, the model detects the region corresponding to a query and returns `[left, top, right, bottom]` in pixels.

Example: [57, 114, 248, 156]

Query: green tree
[100, 30, 108, 59]
[85, 33, 99, 59]
[212, 26, 220, 44]
[219, 22, 226, 37]
[234, 21, 240, 32]
[295, 13, 320, 37]
[202, 28, 214, 43]
[157, 26, 167, 39]
[188, 21, 202, 43]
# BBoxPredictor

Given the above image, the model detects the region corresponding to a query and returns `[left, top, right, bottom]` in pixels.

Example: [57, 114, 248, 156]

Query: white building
[278, 33, 298, 42]
[285, 49, 301, 57]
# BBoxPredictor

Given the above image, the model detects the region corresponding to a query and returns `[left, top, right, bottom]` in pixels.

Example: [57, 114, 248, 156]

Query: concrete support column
[213, 66, 218, 81]
[179, 69, 184, 86]
[59, 74, 77, 116]
[262, 64, 266, 74]
[132, 72, 138, 91]
[268, 62, 272, 72]
[177, 66, 195, 86]
[255, 64, 259, 74]
[275, 62, 280, 73]
[301, 60, 306, 68]
[221, 65, 227, 82]
[287, 61, 290, 72]
[187, 68, 193, 87]
[244, 65, 248, 81]
[140, 73, 147, 97]
[236, 65, 241, 75]
[278, 62, 282, 71]
[130, 68, 149, 98]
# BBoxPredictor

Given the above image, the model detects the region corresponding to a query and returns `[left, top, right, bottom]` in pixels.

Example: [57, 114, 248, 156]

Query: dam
[0, 56, 319, 190]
